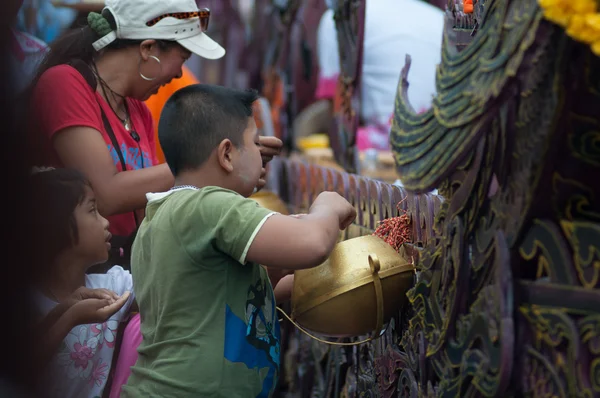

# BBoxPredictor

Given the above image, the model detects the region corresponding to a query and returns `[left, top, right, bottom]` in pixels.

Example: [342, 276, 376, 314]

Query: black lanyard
[69, 59, 141, 228]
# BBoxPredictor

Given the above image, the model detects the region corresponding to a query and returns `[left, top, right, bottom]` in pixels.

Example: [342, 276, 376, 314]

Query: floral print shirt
[38, 266, 135, 398]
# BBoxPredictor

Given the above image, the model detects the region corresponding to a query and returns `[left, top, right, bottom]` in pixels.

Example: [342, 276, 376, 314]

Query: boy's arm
[195, 188, 355, 271]
[246, 211, 339, 270]
[247, 192, 356, 270]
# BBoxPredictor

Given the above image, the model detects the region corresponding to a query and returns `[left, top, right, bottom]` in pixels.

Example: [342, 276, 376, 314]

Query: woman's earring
[139, 55, 161, 81]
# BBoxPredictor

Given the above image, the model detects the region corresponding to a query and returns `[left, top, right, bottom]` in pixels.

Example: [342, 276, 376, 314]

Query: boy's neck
[175, 167, 241, 194]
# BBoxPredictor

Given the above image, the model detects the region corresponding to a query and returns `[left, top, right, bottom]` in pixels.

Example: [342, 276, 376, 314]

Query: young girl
[30, 167, 135, 398]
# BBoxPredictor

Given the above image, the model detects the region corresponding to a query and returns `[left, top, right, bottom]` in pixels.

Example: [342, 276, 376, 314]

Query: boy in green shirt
[122, 84, 356, 397]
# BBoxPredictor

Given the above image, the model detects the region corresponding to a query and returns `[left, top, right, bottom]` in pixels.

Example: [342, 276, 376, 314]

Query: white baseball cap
[92, 0, 226, 60]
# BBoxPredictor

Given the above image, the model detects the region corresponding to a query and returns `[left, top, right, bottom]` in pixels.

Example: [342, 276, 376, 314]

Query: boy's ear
[217, 139, 235, 173]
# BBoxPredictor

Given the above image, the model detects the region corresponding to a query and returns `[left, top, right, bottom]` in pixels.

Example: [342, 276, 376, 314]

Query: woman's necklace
[91, 63, 131, 131]
[100, 81, 131, 131]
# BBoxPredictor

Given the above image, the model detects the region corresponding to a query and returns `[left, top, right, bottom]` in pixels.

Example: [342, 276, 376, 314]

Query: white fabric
[146, 185, 199, 202]
[38, 266, 135, 398]
[94, 0, 225, 59]
[317, 0, 445, 124]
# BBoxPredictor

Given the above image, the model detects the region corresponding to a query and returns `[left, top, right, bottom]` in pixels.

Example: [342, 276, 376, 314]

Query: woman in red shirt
[29, 0, 282, 266]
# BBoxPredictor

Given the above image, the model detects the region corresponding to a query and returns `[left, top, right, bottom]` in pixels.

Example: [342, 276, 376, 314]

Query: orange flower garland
[539, 0, 600, 56]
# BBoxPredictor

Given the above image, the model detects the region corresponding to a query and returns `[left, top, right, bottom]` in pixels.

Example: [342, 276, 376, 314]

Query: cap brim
[178, 32, 225, 60]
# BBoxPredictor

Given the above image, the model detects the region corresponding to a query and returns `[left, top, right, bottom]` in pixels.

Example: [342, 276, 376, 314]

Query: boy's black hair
[28, 168, 91, 269]
[158, 84, 260, 175]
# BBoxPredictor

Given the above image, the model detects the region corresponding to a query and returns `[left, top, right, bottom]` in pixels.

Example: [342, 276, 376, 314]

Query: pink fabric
[357, 125, 390, 151]
[357, 108, 428, 151]
[109, 314, 141, 398]
[315, 75, 339, 100]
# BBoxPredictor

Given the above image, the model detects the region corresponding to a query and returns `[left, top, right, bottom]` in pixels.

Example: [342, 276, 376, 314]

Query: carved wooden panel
[275, 160, 443, 397]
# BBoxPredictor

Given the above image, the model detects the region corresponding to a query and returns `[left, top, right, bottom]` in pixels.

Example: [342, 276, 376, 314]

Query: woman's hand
[257, 136, 283, 191]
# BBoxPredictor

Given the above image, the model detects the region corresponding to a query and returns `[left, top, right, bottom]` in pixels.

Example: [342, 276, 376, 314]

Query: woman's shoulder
[36, 64, 93, 93]
[39, 64, 84, 81]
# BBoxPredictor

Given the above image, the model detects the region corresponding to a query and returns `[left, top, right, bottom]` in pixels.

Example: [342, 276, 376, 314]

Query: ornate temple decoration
[327, 0, 366, 173]
[275, 0, 600, 396]
[261, 0, 304, 142]
[446, 0, 485, 50]
[388, 0, 600, 395]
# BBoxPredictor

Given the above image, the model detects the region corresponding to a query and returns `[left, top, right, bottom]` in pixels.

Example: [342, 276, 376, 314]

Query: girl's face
[72, 187, 112, 266]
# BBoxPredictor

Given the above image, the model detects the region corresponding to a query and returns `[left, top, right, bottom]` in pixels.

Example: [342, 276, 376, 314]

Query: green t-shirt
[121, 187, 280, 398]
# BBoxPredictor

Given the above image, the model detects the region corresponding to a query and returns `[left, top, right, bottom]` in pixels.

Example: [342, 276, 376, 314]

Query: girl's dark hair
[30, 9, 178, 91]
[28, 168, 92, 269]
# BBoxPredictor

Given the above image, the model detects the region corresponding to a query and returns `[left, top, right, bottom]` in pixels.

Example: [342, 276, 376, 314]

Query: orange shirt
[145, 65, 200, 163]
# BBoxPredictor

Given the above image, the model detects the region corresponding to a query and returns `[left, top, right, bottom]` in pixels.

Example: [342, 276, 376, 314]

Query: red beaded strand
[373, 200, 411, 252]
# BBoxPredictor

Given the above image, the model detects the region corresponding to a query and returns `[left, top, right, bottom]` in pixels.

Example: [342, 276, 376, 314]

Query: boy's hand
[257, 167, 268, 192]
[256, 136, 283, 192]
[67, 291, 131, 326]
[258, 136, 283, 164]
[311, 192, 357, 230]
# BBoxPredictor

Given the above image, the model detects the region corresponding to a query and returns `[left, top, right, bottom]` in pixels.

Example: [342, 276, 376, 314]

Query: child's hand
[311, 192, 357, 230]
[66, 286, 120, 308]
[67, 291, 131, 326]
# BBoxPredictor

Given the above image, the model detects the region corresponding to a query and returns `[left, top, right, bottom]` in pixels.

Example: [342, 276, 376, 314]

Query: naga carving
[387, 0, 600, 396]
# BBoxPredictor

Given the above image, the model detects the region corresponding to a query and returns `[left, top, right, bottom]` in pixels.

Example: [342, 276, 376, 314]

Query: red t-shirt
[31, 64, 159, 237]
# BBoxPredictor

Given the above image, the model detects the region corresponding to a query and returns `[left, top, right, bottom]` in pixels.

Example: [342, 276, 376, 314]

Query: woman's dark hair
[29, 9, 178, 91]
[28, 168, 92, 270]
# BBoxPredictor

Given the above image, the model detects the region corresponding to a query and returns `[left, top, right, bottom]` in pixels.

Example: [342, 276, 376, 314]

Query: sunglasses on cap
[146, 7, 210, 30]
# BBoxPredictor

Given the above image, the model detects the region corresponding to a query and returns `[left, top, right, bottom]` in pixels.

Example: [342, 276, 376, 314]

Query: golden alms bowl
[291, 235, 415, 337]
[250, 190, 290, 215]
